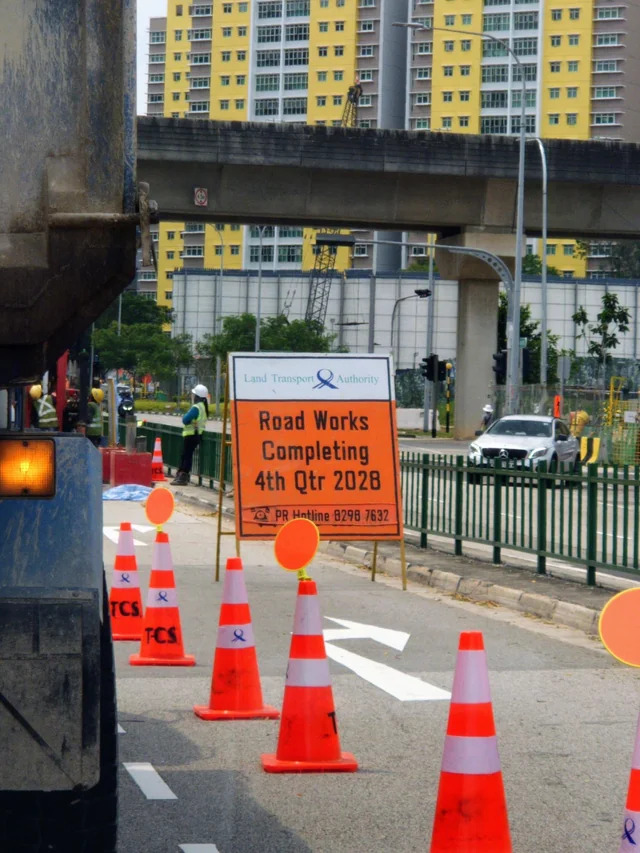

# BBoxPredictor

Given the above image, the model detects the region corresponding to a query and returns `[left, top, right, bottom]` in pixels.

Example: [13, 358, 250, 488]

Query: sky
[137, 0, 167, 115]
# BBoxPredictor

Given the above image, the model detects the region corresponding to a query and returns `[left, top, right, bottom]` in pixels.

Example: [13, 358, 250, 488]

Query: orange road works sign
[229, 353, 403, 540]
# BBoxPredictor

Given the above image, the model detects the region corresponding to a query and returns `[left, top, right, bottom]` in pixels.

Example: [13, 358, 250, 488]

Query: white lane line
[179, 846, 221, 852]
[124, 762, 177, 800]
[117, 724, 126, 734]
[325, 643, 451, 702]
[103, 526, 148, 547]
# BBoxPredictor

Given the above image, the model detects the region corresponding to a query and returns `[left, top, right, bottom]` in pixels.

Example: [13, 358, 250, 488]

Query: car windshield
[487, 419, 551, 438]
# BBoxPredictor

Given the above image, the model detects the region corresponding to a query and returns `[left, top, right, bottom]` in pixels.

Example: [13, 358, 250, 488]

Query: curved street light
[390, 288, 431, 363]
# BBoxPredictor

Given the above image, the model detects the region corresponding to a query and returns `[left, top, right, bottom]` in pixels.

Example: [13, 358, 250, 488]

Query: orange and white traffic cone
[151, 436, 166, 482]
[261, 578, 357, 773]
[619, 712, 640, 851]
[129, 530, 195, 667]
[194, 556, 279, 720]
[109, 522, 144, 641]
[430, 631, 511, 852]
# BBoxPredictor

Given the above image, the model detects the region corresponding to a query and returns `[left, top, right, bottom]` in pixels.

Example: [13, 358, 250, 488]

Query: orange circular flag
[274, 518, 320, 572]
[145, 487, 175, 527]
[599, 588, 640, 667]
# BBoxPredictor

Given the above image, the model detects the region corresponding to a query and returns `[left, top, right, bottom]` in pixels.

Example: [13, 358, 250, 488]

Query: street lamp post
[390, 288, 432, 363]
[394, 21, 527, 414]
[214, 229, 224, 337]
[255, 226, 266, 352]
[534, 137, 548, 392]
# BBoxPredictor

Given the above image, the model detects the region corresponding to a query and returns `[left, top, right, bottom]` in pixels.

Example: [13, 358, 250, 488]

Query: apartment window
[482, 90, 508, 109]
[173, 52, 181, 60]
[235, 99, 245, 109]
[150, 31, 166, 43]
[354, 245, 368, 257]
[358, 45, 374, 57]
[175, 30, 183, 40]
[566, 114, 578, 126]
[337, 0, 345, 6]
[357, 119, 370, 128]
[222, 27, 232, 37]
[441, 117, 452, 129]
[482, 40, 508, 57]
[279, 227, 303, 238]
[286, 24, 309, 40]
[594, 86, 617, 99]
[189, 101, 209, 112]
[149, 94, 164, 103]
[512, 63, 537, 81]
[223, 2, 232, 11]
[286, 0, 310, 12]
[164, 291, 173, 300]
[568, 61, 579, 72]
[514, 11, 537, 28]
[171, 112, 179, 118]
[220, 75, 230, 86]
[546, 244, 556, 255]
[258, 26, 281, 43]
[568, 34, 579, 46]
[278, 245, 302, 263]
[183, 246, 203, 257]
[214, 245, 223, 256]
[192, 4, 213, 13]
[461, 14, 472, 24]
[596, 33, 621, 46]
[549, 113, 559, 125]
[415, 42, 432, 55]
[514, 38, 537, 55]
[563, 244, 574, 256]
[482, 65, 508, 83]
[443, 40, 454, 52]
[596, 6, 623, 18]
[358, 94, 372, 106]
[320, 0, 328, 5]
[443, 66, 453, 76]
[257, 50, 279, 67]
[359, 21, 374, 32]
[360, 69, 373, 81]
[444, 14, 455, 25]
[415, 118, 430, 130]
[189, 28, 212, 40]
[250, 226, 275, 238]
[237, 51, 246, 61]
[283, 97, 306, 114]
[593, 113, 617, 124]
[567, 87, 578, 98]
[334, 70, 343, 81]
[415, 93, 430, 105]
[254, 99, 278, 116]
[360, 0, 375, 6]
[184, 223, 204, 232]
[150, 74, 165, 83]
[249, 245, 274, 263]
[318, 46, 328, 57]
[594, 60, 618, 73]
[230, 245, 240, 255]
[550, 62, 561, 73]
[172, 91, 180, 101]
[256, 74, 279, 91]
[461, 40, 471, 51]
[285, 49, 309, 65]
[176, 4, 183, 13]
[483, 13, 509, 31]
[239, 2, 248, 10]
[480, 117, 508, 134]
[332, 95, 342, 106]
[317, 70, 327, 81]
[335, 21, 345, 31]
[220, 51, 231, 62]
[459, 65, 470, 76]
[166, 273, 174, 280]
[258, 2, 281, 17]
[549, 87, 560, 99]
[284, 72, 307, 90]
[171, 72, 180, 81]
[511, 89, 536, 108]
[238, 26, 247, 36]
[149, 54, 165, 63]
[569, 7, 580, 19]
[334, 46, 344, 57]
[316, 96, 326, 106]
[416, 67, 431, 80]
[459, 116, 470, 127]
[442, 91, 453, 102]
[550, 35, 561, 47]
[192, 53, 211, 64]
[411, 247, 426, 257]
[551, 8, 562, 20]
[319, 21, 328, 32]
[460, 90, 470, 102]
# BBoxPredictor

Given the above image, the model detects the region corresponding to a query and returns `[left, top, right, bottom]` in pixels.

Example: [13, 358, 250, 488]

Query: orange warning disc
[599, 588, 640, 667]
[145, 487, 175, 526]
[274, 518, 320, 572]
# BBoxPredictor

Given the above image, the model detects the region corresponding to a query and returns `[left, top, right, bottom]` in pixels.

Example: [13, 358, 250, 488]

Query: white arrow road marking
[179, 846, 221, 852]
[103, 525, 154, 546]
[324, 617, 409, 651]
[325, 643, 451, 702]
[124, 762, 177, 800]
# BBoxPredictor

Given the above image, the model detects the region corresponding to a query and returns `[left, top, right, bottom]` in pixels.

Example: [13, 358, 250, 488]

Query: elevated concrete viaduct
[137, 117, 640, 437]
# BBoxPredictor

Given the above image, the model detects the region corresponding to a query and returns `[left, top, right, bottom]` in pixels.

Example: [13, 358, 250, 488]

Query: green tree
[572, 292, 631, 382]
[93, 323, 193, 384]
[498, 292, 560, 384]
[196, 313, 337, 362]
[95, 292, 173, 329]
[607, 242, 640, 279]
[521, 253, 561, 277]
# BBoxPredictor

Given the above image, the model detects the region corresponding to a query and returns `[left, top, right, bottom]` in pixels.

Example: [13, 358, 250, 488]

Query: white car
[468, 415, 580, 474]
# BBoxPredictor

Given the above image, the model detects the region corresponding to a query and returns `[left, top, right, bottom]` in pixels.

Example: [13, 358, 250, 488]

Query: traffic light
[492, 350, 507, 383]
[420, 353, 438, 381]
[522, 348, 532, 382]
[437, 360, 447, 382]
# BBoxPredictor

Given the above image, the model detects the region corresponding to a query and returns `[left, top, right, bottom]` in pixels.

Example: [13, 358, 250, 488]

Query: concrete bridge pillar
[435, 229, 516, 441]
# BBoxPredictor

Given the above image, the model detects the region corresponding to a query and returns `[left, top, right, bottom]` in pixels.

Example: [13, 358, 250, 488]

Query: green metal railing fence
[128, 422, 638, 585]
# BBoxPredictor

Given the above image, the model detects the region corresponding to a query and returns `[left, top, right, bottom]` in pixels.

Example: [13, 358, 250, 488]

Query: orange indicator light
[0, 439, 56, 497]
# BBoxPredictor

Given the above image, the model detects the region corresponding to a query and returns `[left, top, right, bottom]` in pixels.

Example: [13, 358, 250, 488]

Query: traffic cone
[194, 556, 279, 720]
[129, 530, 195, 667]
[619, 712, 640, 851]
[151, 436, 166, 482]
[430, 631, 511, 852]
[109, 522, 144, 641]
[261, 578, 357, 773]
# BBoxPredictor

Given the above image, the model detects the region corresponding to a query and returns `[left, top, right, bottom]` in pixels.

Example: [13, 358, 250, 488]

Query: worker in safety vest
[86, 388, 104, 447]
[170, 384, 209, 486]
[30, 384, 60, 430]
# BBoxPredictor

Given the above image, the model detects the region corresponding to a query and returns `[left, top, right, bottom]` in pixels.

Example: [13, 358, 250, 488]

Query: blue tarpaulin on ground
[102, 485, 153, 501]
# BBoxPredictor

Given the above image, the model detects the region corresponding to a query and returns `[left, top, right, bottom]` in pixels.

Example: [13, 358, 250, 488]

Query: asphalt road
[104, 499, 637, 853]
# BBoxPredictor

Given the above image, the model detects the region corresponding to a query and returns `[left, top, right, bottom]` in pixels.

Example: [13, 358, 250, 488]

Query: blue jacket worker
[171, 384, 209, 486]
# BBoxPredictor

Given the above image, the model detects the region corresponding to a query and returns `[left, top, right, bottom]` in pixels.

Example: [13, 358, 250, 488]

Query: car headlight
[528, 447, 548, 460]
[469, 443, 481, 454]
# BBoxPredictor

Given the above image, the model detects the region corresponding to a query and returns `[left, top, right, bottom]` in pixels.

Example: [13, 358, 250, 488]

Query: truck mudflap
[0, 589, 101, 790]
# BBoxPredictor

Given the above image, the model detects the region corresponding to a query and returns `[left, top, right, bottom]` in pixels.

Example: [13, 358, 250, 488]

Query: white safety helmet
[192, 384, 209, 398]
[482, 404, 493, 413]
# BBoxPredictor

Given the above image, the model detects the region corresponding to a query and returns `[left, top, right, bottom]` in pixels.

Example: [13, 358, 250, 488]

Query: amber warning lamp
[0, 439, 56, 498]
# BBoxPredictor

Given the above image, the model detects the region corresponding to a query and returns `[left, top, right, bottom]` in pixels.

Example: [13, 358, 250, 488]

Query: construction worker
[86, 387, 104, 447]
[569, 410, 590, 437]
[171, 384, 209, 486]
[30, 384, 59, 430]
